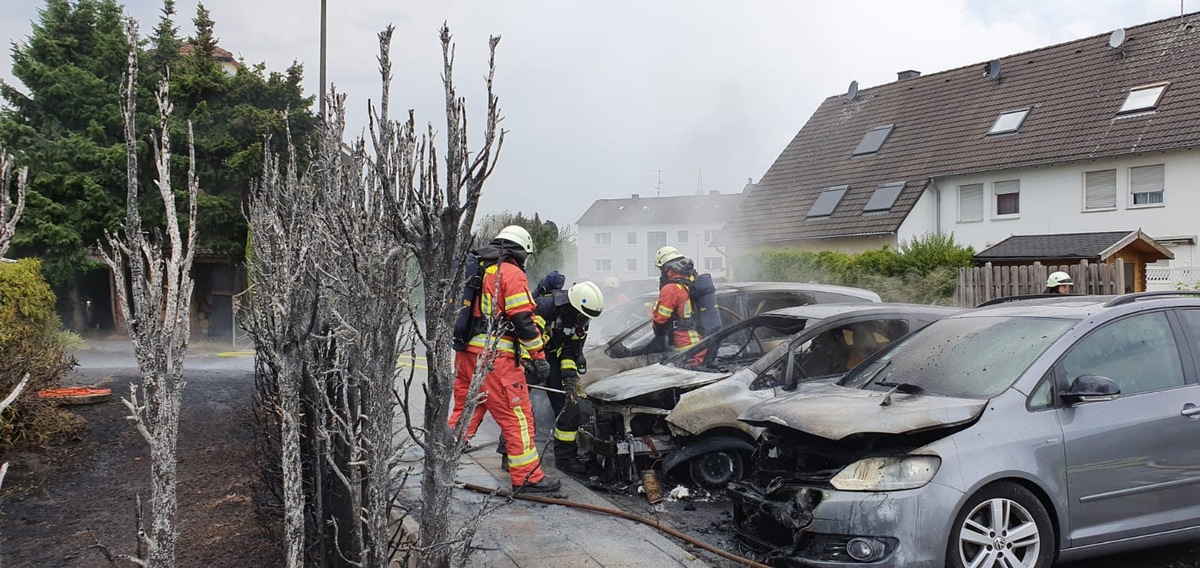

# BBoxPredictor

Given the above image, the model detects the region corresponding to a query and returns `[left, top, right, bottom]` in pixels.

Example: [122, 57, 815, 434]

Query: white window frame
[704, 257, 725, 271]
[595, 259, 612, 272]
[958, 183, 983, 223]
[626, 258, 637, 272]
[595, 232, 612, 246]
[1118, 83, 1169, 115]
[1082, 169, 1117, 212]
[993, 180, 1020, 219]
[988, 108, 1030, 135]
[1129, 164, 1165, 208]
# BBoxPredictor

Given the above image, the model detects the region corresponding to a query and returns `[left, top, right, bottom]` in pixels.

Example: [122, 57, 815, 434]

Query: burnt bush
[0, 258, 79, 450]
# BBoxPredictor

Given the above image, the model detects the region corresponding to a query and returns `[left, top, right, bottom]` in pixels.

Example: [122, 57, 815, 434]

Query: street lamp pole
[319, 0, 327, 118]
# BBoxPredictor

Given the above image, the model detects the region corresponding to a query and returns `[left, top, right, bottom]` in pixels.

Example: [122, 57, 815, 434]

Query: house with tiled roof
[722, 13, 1200, 278]
[576, 191, 744, 292]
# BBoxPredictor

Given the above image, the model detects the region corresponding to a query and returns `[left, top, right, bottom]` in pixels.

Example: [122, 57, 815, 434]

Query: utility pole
[319, 0, 327, 118]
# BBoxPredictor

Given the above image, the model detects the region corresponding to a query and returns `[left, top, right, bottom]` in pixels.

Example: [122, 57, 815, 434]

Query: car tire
[946, 482, 1055, 568]
[688, 449, 745, 489]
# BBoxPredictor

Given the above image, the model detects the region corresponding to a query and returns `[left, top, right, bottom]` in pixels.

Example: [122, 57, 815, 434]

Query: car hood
[738, 381, 987, 441]
[584, 363, 730, 402]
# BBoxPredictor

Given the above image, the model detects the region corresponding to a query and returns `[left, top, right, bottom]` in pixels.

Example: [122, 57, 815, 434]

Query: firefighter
[652, 246, 702, 351]
[1044, 271, 1074, 294]
[602, 276, 630, 304]
[535, 280, 604, 473]
[449, 225, 561, 493]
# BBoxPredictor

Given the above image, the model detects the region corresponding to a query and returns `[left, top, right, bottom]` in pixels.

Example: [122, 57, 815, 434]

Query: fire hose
[459, 482, 771, 568]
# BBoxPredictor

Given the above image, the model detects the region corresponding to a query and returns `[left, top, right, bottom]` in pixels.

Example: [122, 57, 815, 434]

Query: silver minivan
[732, 293, 1200, 567]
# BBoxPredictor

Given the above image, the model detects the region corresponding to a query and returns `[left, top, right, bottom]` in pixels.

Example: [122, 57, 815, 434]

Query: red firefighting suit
[449, 259, 548, 487]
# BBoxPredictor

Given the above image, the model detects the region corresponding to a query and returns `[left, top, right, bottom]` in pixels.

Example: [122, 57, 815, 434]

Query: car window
[1060, 311, 1185, 396]
[743, 292, 816, 317]
[1174, 309, 1200, 366]
[750, 356, 789, 390]
[612, 321, 660, 357]
[792, 319, 910, 379]
[685, 315, 808, 371]
[841, 316, 1076, 399]
[1028, 373, 1055, 409]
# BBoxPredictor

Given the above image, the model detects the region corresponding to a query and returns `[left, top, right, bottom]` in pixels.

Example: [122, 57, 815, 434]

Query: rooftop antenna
[845, 80, 859, 102]
[984, 59, 1003, 83]
[654, 169, 663, 198]
[695, 169, 704, 195]
[1108, 28, 1127, 58]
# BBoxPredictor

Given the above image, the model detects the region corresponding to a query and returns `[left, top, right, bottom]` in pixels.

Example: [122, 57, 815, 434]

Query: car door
[1056, 310, 1200, 547]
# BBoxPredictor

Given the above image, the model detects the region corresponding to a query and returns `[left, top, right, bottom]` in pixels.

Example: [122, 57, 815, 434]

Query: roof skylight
[807, 185, 848, 217]
[988, 108, 1029, 135]
[1118, 83, 1168, 114]
[864, 182, 905, 212]
[853, 124, 894, 156]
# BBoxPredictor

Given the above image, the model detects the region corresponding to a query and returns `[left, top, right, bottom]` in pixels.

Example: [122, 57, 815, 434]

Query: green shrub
[0, 259, 79, 450]
[737, 233, 973, 304]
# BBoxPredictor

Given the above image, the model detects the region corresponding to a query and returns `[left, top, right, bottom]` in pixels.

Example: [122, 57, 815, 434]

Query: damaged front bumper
[729, 480, 963, 567]
[577, 403, 680, 480]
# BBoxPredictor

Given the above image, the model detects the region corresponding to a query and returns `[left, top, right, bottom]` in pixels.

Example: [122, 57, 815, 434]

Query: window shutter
[1084, 169, 1117, 210]
[959, 184, 983, 222]
[1130, 164, 1164, 204]
[993, 180, 1020, 195]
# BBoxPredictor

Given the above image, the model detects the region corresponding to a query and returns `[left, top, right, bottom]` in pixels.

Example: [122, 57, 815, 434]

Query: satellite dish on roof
[1109, 28, 1126, 49]
[985, 59, 1002, 81]
[845, 80, 859, 101]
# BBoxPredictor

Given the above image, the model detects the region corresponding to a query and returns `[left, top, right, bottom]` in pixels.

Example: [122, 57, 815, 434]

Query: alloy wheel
[956, 497, 1042, 568]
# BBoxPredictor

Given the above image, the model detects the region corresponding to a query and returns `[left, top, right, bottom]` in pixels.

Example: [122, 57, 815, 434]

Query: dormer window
[1118, 83, 1168, 114]
[853, 125, 894, 156]
[988, 108, 1030, 135]
[864, 181, 905, 212]
[807, 185, 848, 217]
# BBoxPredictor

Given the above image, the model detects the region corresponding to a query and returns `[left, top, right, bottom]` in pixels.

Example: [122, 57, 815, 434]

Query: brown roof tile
[724, 14, 1200, 245]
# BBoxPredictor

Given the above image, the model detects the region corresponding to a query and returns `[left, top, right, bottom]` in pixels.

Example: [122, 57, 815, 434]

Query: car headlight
[830, 456, 941, 491]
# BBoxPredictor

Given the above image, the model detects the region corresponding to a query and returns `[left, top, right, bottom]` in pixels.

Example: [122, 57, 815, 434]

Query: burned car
[732, 292, 1200, 568]
[582, 282, 881, 386]
[577, 303, 955, 487]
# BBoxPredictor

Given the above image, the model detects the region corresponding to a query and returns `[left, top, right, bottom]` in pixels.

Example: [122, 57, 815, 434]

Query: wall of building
[577, 221, 729, 286]
[896, 187, 938, 245]
[930, 149, 1200, 266]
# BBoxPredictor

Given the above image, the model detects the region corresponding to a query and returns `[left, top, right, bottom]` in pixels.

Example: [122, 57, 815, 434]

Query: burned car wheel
[688, 450, 745, 489]
[948, 482, 1054, 568]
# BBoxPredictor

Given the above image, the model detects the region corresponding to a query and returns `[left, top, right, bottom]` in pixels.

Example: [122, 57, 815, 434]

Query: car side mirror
[1060, 374, 1120, 405]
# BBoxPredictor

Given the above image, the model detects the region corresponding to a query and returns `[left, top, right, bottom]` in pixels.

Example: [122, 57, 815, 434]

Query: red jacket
[652, 269, 701, 350]
[467, 260, 545, 360]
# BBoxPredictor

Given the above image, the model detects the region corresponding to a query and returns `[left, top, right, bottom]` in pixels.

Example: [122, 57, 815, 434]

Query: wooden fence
[954, 259, 1126, 307]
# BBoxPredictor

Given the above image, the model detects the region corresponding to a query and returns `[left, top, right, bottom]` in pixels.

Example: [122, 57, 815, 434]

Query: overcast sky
[0, 0, 1190, 227]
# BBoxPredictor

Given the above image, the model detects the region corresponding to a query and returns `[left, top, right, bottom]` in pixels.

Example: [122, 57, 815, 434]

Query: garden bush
[0, 259, 80, 450]
[736, 233, 973, 304]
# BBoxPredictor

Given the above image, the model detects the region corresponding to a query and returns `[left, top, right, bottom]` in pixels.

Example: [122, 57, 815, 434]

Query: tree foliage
[476, 210, 577, 283]
[0, 0, 315, 324]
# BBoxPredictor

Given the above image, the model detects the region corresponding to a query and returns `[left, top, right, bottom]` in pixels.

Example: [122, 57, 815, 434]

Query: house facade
[576, 192, 742, 294]
[723, 14, 1200, 280]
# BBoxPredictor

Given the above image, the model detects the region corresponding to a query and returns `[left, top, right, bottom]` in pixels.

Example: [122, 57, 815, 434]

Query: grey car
[582, 282, 881, 387]
[578, 303, 956, 487]
[731, 292, 1200, 567]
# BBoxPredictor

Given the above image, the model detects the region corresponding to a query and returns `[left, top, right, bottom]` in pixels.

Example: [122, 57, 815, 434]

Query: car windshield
[839, 316, 1075, 399]
[673, 314, 812, 371]
[591, 296, 653, 343]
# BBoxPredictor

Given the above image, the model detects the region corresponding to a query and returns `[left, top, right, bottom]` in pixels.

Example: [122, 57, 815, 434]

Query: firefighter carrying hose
[534, 280, 604, 473]
[449, 225, 561, 493]
[652, 246, 702, 351]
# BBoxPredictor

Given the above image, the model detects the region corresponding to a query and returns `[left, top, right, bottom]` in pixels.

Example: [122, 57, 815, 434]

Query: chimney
[897, 69, 921, 81]
[631, 193, 640, 199]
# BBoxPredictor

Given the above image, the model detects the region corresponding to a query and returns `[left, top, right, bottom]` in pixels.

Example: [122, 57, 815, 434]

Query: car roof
[759, 302, 962, 320]
[959, 292, 1200, 320]
[636, 281, 881, 301]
